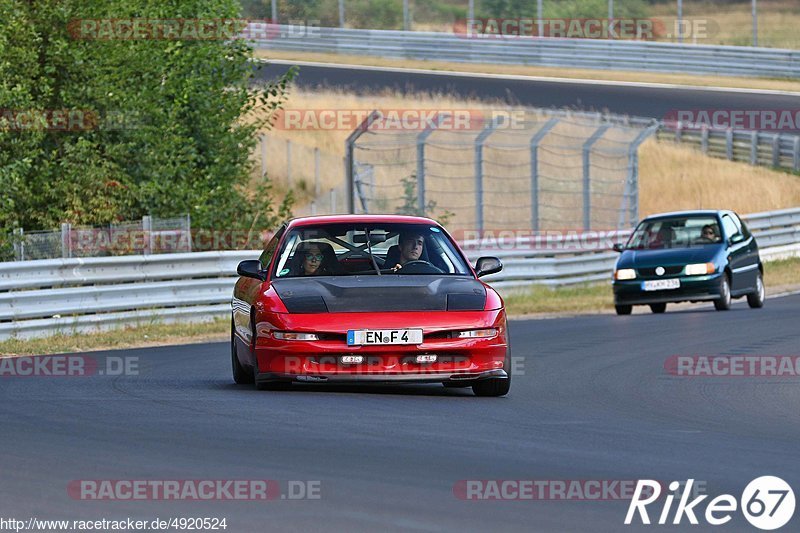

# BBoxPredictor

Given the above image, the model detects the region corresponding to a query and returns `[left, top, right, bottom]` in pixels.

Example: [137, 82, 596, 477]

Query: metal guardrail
[250, 24, 800, 79]
[0, 209, 798, 340]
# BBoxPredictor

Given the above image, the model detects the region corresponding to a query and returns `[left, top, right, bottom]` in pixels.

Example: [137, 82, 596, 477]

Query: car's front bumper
[613, 272, 723, 305]
[256, 368, 508, 385]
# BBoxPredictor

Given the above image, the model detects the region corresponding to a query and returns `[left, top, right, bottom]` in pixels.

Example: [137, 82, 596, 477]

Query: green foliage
[0, 0, 296, 244]
[395, 173, 454, 225]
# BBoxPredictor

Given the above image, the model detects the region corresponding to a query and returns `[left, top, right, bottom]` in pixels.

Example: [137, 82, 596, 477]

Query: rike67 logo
[625, 477, 795, 530]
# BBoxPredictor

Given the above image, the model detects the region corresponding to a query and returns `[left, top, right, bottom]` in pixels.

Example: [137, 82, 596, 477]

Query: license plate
[347, 329, 423, 346]
[642, 279, 680, 291]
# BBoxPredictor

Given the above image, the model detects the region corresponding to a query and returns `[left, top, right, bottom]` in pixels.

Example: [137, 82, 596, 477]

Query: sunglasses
[703, 230, 715, 235]
[305, 253, 324, 262]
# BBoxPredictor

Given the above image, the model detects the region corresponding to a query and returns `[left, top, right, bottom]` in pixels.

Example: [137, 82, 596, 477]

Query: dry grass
[638, 139, 800, 216]
[254, 50, 800, 93]
[258, 88, 800, 221]
[650, 0, 800, 49]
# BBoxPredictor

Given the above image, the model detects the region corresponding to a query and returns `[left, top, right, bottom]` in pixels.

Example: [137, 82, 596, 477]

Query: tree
[0, 0, 296, 247]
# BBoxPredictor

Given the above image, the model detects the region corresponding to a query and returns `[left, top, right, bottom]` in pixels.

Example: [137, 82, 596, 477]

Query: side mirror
[237, 259, 266, 281]
[612, 243, 625, 253]
[730, 233, 745, 245]
[475, 256, 502, 278]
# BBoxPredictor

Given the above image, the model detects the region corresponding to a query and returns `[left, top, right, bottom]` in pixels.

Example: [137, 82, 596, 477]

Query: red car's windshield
[272, 223, 472, 277]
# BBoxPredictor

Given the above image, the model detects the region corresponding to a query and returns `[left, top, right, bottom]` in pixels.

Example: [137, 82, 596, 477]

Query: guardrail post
[701, 125, 709, 154]
[61, 222, 72, 258]
[142, 215, 152, 255]
[582, 124, 611, 231]
[344, 110, 381, 214]
[793, 137, 800, 171]
[474, 116, 503, 234]
[675, 121, 683, 143]
[529, 117, 559, 232]
[750, 131, 759, 165]
[416, 113, 448, 215]
[772, 134, 781, 168]
[725, 128, 733, 160]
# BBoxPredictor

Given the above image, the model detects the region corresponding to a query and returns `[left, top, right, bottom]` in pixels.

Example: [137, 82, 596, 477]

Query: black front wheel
[615, 304, 632, 315]
[231, 319, 254, 385]
[714, 275, 732, 311]
[747, 272, 765, 309]
[649, 303, 667, 314]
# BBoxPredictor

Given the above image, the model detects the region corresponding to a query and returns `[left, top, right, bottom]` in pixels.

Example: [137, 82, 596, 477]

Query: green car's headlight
[614, 268, 636, 280]
[685, 263, 715, 276]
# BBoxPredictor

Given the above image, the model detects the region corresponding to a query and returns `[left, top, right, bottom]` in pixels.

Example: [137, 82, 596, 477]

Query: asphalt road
[252, 60, 800, 123]
[2, 294, 800, 532]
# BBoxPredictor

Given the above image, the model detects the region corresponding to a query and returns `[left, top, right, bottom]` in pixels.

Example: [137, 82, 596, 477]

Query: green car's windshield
[272, 223, 471, 278]
[626, 216, 722, 250]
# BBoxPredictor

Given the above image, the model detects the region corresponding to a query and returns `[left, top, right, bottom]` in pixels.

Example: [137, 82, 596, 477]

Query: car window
[721, 215, 739, 240]
[272, 223, 471, 277]
[626, 216, 722, 249]
[258, 225, 285, 270]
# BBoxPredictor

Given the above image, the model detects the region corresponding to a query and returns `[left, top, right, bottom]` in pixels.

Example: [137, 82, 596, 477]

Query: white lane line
[258, 58, 800, 97]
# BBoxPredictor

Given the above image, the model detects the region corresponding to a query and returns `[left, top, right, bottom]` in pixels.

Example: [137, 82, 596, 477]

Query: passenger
[291, 242, 337, 276]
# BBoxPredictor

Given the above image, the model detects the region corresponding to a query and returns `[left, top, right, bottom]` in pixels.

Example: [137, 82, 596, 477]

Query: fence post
[271, 0, 277, 23]
[772, 134, 781, 168]
[286, 139, 292, 187]
[330, 188, 336, 213]
[61, 222, 72, 258]
[529, 117, 559, 232]
[621, 123, 659, 229]
[750, 131, 759, 165]
[14, 228, 24, 261]
[726, 128, 733, 160]
[582, 124, 611, 231]
[314, 147, 321, 197]
[260, 134, 267, 178]
[344, 110, 381, 214]
[416, 113, 448, 215]
[311, 200, 317, 215]
[794, 136, 800, 171]
[338, 0, 345, 27]
[700, 125, 709, 154]
[186, 213, 192, 252]
[142, 215, 152, 255]
[474, 117, 502, 235]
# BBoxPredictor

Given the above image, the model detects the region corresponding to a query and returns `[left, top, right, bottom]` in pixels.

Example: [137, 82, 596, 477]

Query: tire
[615, 304, 632, 315]
[747, 272, 765, 309]
[231, 319, 254, 385]
[256, 380, 291, 391]
[714, 274, 732, 311]
[649, 303, 667, 314]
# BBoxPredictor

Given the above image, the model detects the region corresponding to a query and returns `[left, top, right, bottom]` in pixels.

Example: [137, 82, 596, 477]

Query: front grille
[638, 266, 683, 278]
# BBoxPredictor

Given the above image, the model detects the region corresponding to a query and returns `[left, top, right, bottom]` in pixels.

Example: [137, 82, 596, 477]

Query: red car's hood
[271, 275, 486, 313]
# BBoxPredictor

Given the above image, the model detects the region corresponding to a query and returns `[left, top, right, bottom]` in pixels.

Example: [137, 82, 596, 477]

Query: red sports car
[230, 215, 511, 396]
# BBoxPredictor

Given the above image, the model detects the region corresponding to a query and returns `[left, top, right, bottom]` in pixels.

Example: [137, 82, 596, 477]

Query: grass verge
[0, 318, 228, 357]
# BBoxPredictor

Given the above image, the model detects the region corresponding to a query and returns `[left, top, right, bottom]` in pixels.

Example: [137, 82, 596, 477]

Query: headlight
[457, 328, 498, 339]
[273, 331, 319, 341]
[685, 263, 715, 276]
[614, 268, 636, 280]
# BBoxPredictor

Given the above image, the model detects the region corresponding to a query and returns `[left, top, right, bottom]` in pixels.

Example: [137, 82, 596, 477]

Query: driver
[391, 231, 425, 271]
[695, 224, 719, 244]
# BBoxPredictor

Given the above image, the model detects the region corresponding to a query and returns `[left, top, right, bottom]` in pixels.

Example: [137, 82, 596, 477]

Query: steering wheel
[395, 260, 443, 274]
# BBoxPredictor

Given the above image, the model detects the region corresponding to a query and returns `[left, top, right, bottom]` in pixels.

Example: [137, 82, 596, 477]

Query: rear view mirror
[237, 260, 266, 281]
[475, 256, 502, 278]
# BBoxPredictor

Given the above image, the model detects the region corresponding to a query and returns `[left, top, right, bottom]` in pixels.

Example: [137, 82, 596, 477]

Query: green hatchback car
[612, 210, 765, 315]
